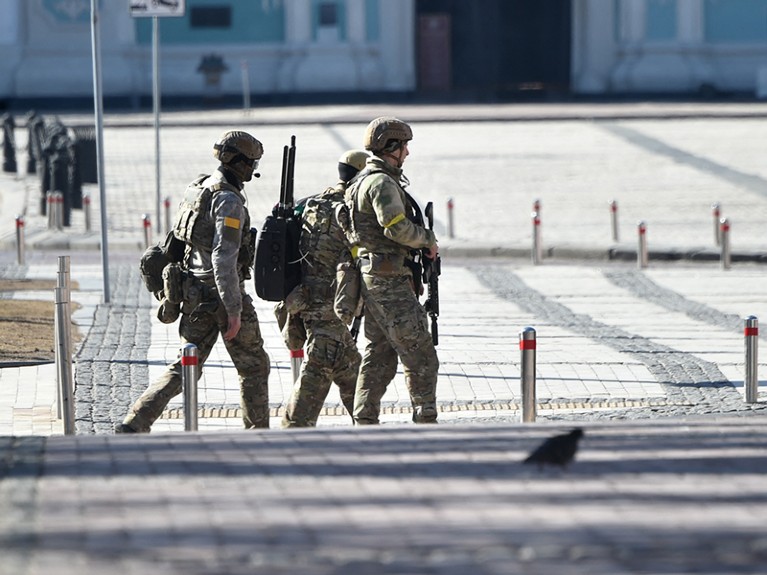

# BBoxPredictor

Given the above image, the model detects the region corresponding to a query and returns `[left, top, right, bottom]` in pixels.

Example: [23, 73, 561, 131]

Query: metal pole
[55, 192, 63, 230]
[91, 0, 111, 303]
[143, 213, 152, 248]
[153, 16, 162, 235]
[745, 316, 759, 404]
[447, 197, 454, 239]
[609, 199, 619, 242]
[720, 217, 731, 270]
[15, 215, 24, 265]
[55, 285, 75, 435]
[241, 59, 251, 112]
[712, 202, 721, 246]
[163, 196, 171, 235]
[83, 194, 92, 232]
[532, 211, 542, 265]
[519, 327, 536, 423]
[181, 343, 199, 431]
[637, 221, 648, 269]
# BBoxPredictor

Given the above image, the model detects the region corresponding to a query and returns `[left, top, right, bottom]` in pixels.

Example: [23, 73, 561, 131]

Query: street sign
[130, 0, 185, 18]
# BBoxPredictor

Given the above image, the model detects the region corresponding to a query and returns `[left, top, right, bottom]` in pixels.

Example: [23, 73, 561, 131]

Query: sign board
[130, 0, 185, 18]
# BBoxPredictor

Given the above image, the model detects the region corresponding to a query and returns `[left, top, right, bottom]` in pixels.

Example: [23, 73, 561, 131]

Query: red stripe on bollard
[519, 339, 536, 350]
[290, 349, 304, 358]
[745, 327, 759, 337]
[181, 355, 198, 366]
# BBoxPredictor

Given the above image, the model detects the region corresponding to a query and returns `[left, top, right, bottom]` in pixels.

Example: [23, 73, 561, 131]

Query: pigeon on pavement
[523, 428, 584, 470]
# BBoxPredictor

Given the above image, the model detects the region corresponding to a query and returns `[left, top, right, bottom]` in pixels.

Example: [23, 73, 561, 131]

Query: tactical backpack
[139, 231, 186, 300]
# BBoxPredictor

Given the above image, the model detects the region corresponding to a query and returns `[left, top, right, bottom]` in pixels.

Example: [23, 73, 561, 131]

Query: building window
[705, 0, 767, 43]
[645, 0, 677, 42]
[190, 6, 232, 28]
[319, 3, 338, 26]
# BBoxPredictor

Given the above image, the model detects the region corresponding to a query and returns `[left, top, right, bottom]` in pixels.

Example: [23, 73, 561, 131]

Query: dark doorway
[415, 0, 571, 100]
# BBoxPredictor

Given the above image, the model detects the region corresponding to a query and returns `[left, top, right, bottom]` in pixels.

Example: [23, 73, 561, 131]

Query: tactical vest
[172, 174, 242, 252]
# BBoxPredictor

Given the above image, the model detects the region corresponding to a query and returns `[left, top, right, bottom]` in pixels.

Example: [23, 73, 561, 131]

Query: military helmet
[337, 149, 368, 183]
[363, 117, 412, 153]
[213, 130, 263, 165]
[338, 149, 369, 172]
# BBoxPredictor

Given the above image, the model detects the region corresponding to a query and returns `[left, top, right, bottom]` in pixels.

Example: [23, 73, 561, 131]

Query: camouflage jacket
[184, 169, 251, 317]
[345, 156, 436, 270]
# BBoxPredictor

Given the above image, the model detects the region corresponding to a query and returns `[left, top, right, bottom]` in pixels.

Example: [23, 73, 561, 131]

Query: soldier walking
[279, 150, 368, 428]
[116, 131, 271, 433]
[344, 117, 439, 424]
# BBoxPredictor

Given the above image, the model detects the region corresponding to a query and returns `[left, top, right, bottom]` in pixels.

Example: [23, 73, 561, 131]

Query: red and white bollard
[519, 327, 537, 423]
[532, 210, 542, 265]
[290, 349, 304, 382]
[744, 316, 759, 404]
[609, 199, 619, 242]
[163, 196, 171, 235]
[712, 202, 721, 246]
[83, 194, 92, 232]
[637, 221, 648, 269]
[142, 213, 152, 248]
[182, 343, 199, 431]
[446, 197, 454, 239]
[720, 217, 731, 270]
[15, 215, 25, 265]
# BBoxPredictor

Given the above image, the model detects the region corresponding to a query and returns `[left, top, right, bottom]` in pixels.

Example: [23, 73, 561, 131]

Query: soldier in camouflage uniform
[280, 150, 368, 427]
[116, 131, 271, 433]
[344, 117, 439, 424]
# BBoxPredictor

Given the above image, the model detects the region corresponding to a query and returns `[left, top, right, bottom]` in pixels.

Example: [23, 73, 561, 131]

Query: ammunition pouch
[180, 274, 218, 317]
[156, 298, 181, 324]
[274, 300, 307, 351]
[162, 263, 186, 305]
[334, 260, 363, 326]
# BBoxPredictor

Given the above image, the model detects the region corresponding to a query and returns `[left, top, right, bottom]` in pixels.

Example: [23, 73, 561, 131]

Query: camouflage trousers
[123, 293, 270, 432]
[354, 272, 439, 425]
[281, 317, 360, 428]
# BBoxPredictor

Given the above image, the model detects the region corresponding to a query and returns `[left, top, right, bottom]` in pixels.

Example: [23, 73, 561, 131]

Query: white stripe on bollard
[519, 327, 536, 423]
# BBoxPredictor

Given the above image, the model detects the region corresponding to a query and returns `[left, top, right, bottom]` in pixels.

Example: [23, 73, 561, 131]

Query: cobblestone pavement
[2, 103, 767, 572]
[2, 417, 767, 574]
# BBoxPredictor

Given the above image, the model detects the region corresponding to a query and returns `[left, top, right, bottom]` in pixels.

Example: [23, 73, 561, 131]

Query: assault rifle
[254, 135, 302, 301]
[422, 202, 441, 346]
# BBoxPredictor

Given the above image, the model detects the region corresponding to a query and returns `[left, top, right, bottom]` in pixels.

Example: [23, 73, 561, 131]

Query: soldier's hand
[223, 314, 241, 341]
[425, 244, 439, 260]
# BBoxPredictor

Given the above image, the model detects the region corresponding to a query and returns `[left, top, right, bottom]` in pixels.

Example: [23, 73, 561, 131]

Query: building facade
[0, 0, 766, 105]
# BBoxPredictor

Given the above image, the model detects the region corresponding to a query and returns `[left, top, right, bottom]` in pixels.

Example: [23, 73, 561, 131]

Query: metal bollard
[15, 215, 25, 265]
[519, 327, 537, 422]
[720, 217, 731, 270]
[163, 196, 171, 235]
[447, 198, 454, 239]
[241, 59, 251, 113]
[637, 221, 648, 269]
[712, 202, 721, 246]
[532, 211, 542, 265]
[609, 199, 619, 242]
[181, 343, 199, 431]
[83, 194, 92, 232]
[744, 316, 759, 404]
[290, 349, 304, 382]
[54, 285, 75, 434]
[142, 213, 152, 248]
